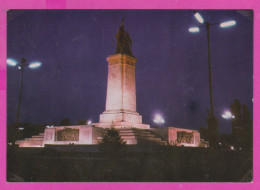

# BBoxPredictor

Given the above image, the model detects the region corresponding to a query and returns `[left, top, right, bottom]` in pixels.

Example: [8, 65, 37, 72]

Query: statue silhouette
[115, 17, 133, 57]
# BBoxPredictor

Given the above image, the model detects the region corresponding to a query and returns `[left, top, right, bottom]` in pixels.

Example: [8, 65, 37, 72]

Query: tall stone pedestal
[99, 54, 148, 128]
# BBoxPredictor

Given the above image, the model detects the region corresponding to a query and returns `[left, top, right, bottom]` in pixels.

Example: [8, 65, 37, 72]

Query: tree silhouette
[99, 127, 126, 154]
[230, 99, 252, 149]
[59, 118, 72, 126]
[76, 119, 87, 125]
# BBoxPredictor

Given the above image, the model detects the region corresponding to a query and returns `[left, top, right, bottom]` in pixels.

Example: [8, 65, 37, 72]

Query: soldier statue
[115, 17, 133, 57]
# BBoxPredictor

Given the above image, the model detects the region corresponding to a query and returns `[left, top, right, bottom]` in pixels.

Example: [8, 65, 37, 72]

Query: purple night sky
[7, 10, 253, 134]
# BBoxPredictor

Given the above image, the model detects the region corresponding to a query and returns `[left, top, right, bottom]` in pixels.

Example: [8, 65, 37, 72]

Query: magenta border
[0, 0, 259, 189]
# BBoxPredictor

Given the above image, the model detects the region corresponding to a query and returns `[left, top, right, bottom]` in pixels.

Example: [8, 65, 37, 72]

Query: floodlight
[189, 27, 200, 33]
[220, 20, 236, 28]
[7, 58, 17, 66]
[29, 62, 42, 69]
[194, 12, 204, 24]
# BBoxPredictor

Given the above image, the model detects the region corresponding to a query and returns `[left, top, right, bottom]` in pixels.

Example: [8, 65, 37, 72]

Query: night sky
[7, 10, 253, 134]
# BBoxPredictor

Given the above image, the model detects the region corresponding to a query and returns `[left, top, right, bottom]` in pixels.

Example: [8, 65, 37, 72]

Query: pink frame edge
[0, 0, 259, 190]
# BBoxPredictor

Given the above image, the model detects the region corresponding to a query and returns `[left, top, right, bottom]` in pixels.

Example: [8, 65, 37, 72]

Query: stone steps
[15, 133, 44, 147]
[119, 128, 167, 145]
[31, 136, 44, 139]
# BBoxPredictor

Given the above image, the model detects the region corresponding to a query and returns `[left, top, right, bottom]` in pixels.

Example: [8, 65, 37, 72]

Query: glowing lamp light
[18, 127, 24, 130]
[194, 12, 204, 24]
[220, 20, 236, 28]
[87, 120, 92, 125]
[230, 146, 235, 150]
[7, 58, 18, 66]
[189, 27, 200, 33]
[222, 110, 235, 119]
[29, 62, 42, 69]
[153, 114, 165, 124]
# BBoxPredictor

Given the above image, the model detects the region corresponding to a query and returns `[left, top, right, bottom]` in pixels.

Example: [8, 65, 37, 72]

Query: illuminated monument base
[96, 54, 150, 129]
[15, 126, 200, 147]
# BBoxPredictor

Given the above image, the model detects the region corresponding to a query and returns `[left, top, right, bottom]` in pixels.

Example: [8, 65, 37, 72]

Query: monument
[96, 18, 149, 129]
[15, 19, 201, 147]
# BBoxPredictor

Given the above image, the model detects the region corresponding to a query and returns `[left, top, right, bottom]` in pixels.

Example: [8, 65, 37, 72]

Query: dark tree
[199, 126, 208, 140]
[242, 105, 253, 149]
[59, 118, 72, 126]
[99, 127, 126, 154]
[230, 99, 253, 149]
[76, 119, 87, 125]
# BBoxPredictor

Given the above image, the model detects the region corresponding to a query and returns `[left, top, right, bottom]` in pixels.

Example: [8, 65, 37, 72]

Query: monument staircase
[15, 128, 168, 147]
[118, 128, 167, 145]
[15, 133, 44, 147]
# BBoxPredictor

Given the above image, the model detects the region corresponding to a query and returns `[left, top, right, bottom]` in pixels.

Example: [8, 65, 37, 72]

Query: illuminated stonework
[99, 54, 144, 126]
[152, 127, 200, 147]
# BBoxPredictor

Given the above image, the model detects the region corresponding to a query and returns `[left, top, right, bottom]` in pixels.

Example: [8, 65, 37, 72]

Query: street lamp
[189, 12, 236, 145]
[189, 12, 236, 118]
[7, 57, 42, 123]
[222, 110, 235, 119]
[153, 114, 165, 127]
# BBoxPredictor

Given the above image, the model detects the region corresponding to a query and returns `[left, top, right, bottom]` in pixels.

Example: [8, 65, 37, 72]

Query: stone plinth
[15, 125, 105, 147]
[94, 121, 150, 129]
[152, 127, 200, 147]
[99, 110, 142, 124]
[43, 125, 104, 145]
[100, 54, 146, 126]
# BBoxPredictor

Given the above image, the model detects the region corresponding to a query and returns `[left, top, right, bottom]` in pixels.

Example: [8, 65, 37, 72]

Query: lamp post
[189, 12, 236, 117]
[7, 57, 42, 123]
[189, 12, 236, 145]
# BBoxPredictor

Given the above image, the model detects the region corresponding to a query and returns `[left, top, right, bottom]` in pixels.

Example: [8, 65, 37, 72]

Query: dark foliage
[76, 120, 87, 125]
[99, 128, 126, 154]
[230, 99, 253, 149]
[59, 118, 72, 126]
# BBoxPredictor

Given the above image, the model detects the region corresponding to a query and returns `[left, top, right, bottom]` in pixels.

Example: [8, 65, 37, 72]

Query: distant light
[29, 62, 42, 69]
[18, 127, 24, 130]
[230, 146, 235, 150]
[154, 114, 165, 124]
[18, 66, 21, 70]
[189, 27, 200, 33]
[194, 12, 204, 24]
[222, 110, 235, 120]
[220, 20, 236, 28]
[87, 120, 92, 125]
[46, 125, 50, 128]
[219, 142, 222, 145]
[7, 58, 17, 66]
